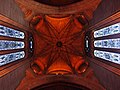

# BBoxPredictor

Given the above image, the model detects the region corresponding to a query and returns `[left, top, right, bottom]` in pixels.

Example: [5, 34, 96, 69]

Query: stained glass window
[30, 41, 33, 49]
[94, 50, 120, 64]
[0, 25, 25, 39]
[0, 24, 26, 67]
[0, 40, 25, 50]
[85, 36, 89, 48]
[29, 36, 34, 53]
[93, 21, 120, 65]
[94, 23, 120, 38]
[86, 40, 88, 48]
[0, 51, 25, 66]
[94, 38, 120, 49]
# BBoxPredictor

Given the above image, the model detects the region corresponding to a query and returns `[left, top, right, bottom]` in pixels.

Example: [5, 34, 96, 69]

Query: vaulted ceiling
[30, 15, 88, 75]
[14, 0, 101, 75]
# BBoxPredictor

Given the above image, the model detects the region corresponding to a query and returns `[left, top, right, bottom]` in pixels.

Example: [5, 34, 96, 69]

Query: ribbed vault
[30, 15, 88, 75]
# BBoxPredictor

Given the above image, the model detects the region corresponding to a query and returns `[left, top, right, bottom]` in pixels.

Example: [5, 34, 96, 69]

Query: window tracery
[0, 40, 25, 50]
[94, 38, 120, 49]
[94, 23, 120, 65]
[94, 23, 120, 38]
[0, 25, 25, 39]
[0, 51, 25, 66]
[0, 24, 26, 66]
[94, 50, 120, 64]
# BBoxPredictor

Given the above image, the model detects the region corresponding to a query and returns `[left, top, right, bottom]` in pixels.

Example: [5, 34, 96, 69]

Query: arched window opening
[94, 22, 120, 65]
[94, 50, 120, 65]
[29, 35, 34, 53]
[85, 35, 89, 52]
[0, 24, 27, 67]
[94, 38, 120, 49]
[0, 25, 25, 39]
[0, 51, 25, 66]
[0, 40, 25, 50]
[94, 22, 120, 38]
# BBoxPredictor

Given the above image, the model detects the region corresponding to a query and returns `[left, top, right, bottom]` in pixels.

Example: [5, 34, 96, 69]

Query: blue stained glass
[0, 51, 25, 66]
[0, 25, 25, 39]
[94, 38, 120, 49]
[0, 40, 25, 50]
[94, 23, 120, 38]
[94, 50, 120, 64]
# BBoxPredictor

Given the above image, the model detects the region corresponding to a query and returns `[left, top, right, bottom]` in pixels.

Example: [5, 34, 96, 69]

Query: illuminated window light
[0, 40, 25, 50]
[94, 50, 120, 64]
[94, 38, 120, 49]
[85, 36, 89, 48]
[86, 40, 88, 48]
[0, 25, 25, 39]
[0, 51, 25, 66]
[30, 41, 33, 49]
[94, 23, 120, 38]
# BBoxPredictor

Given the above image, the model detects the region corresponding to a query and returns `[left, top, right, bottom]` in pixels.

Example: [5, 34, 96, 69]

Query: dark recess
[34, 0, 82, 6]
[31, 81, 90, 90]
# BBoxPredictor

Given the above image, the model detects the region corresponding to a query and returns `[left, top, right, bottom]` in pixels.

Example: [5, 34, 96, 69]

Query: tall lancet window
[94, 23, 120, 38]
[94, 22, 120, 65]
[0, 25, 25, 39]
[0, 24, 26, 66]
[0, 51, 25, 66]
